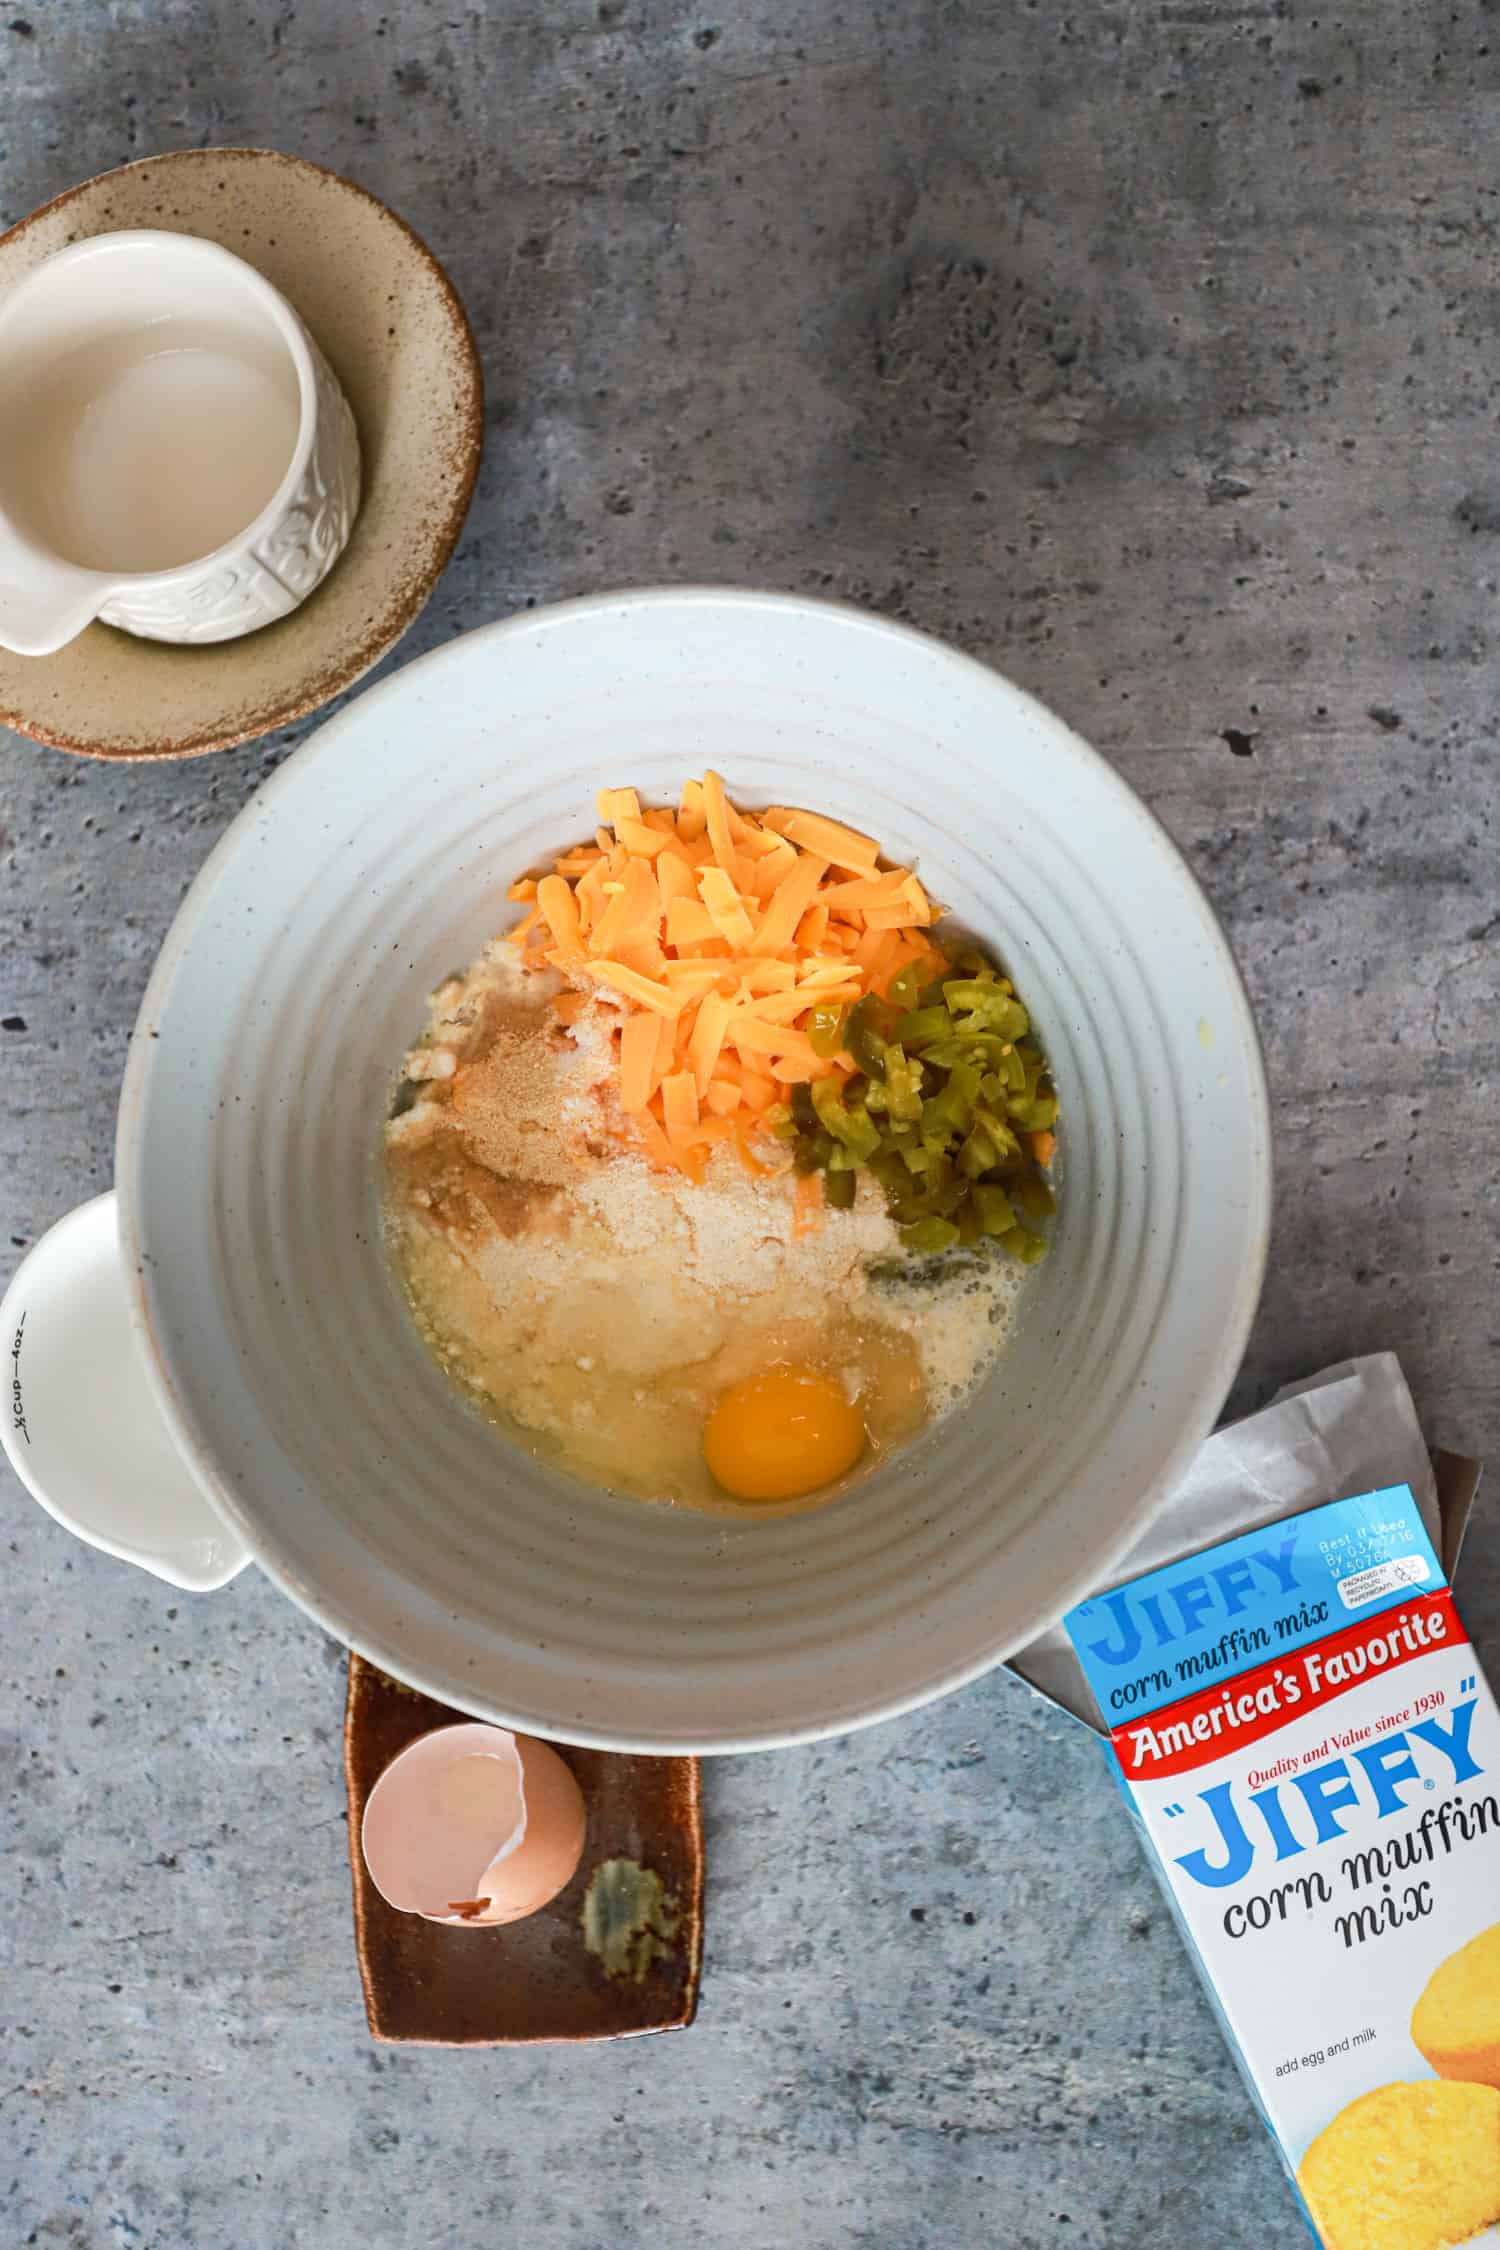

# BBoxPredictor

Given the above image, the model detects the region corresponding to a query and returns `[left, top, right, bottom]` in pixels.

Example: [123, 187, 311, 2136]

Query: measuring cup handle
[0, 517, 108, 656]
[0, 1192, 251, 1591]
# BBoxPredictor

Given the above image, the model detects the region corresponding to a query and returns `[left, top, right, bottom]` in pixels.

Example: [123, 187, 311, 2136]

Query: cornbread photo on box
[1413, 1922, 1500, 2093]
[1062, 1485, 1500, 2250]
[1296, 2081, 1500, 2250]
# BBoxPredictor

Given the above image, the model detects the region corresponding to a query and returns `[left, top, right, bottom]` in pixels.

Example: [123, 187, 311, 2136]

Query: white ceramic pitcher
[0, 230, 360, 655]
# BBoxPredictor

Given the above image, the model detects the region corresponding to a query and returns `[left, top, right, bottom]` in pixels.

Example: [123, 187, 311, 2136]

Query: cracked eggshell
[360, 1721, 587, 1926]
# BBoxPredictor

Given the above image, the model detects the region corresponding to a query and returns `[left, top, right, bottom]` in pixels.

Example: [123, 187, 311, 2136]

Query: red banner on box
[1108, 1591, 1464, 1781]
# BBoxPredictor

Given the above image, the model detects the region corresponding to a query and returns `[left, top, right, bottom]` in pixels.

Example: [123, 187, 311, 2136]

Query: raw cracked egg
[702, 1363, 866, 1502]
[361, 1722, 587, 1925]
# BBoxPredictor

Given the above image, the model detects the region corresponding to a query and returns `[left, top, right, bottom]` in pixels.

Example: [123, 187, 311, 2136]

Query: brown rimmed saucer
[344, 1655, 705, 2046]
[0, 148, 482, 760]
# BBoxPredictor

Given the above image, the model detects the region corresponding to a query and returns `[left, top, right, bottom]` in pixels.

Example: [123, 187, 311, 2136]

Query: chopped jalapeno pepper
[886, 961, 927, 1013]
[890, 1005, 952, 1049]
[793, 1127, 835, 1173]
[845, 995, 891, 1079]
[811, 1078, 883, 1163]
[824, 1166, 857, 1209]
[900, 1216, 960, 1255]
[1015, 1172, 1057, 1219]
[973, 1183, 1017, 1236]
[807, 1002, 849, 1058]
[773, 940, 1056, 1267]
[884, 1053, 925, 1123]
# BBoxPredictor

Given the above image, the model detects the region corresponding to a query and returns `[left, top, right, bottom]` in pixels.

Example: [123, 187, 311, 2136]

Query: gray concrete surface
[3, 2, 1498, 2244]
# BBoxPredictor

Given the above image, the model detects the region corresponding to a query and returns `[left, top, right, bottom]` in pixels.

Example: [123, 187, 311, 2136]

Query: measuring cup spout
[1, 1194, 251, 1591]
[0, 516, 108, 655]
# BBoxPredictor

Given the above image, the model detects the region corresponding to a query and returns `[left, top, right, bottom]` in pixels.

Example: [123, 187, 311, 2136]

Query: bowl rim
[118, 586, 1273, 1752]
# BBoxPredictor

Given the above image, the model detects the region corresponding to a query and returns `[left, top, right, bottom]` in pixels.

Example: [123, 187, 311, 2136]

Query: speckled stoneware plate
[344, 1656, 704, 2045]
[0, 149, 482, 759]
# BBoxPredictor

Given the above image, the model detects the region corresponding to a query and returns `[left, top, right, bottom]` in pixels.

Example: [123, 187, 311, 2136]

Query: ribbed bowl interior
[119, 591, 1270, 1751]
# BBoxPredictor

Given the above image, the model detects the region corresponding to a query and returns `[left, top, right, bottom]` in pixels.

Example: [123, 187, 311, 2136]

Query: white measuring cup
[2, 1194, 249, 1590]
[0, 229, 360, 655]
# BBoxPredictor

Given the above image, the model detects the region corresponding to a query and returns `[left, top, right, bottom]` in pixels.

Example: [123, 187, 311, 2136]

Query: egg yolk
[702, 1364, 866, 1502]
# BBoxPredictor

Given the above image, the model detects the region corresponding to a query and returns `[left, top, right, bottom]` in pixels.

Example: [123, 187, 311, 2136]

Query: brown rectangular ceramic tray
[344, 1654, 704, 2045]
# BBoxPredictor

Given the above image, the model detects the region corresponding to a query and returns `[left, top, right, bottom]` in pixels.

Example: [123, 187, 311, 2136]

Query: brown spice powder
[449, 1020, 584, 1188]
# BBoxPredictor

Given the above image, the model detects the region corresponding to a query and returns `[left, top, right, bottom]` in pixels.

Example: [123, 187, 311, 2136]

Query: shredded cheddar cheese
[507, 773, 945, 1183]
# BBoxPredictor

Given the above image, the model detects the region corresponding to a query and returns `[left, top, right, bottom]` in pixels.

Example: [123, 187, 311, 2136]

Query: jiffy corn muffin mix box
[1064, 1485, 1500, 2250]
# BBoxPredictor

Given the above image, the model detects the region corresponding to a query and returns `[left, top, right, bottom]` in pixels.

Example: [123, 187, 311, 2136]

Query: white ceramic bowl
[114, 590, 1269, 1751]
